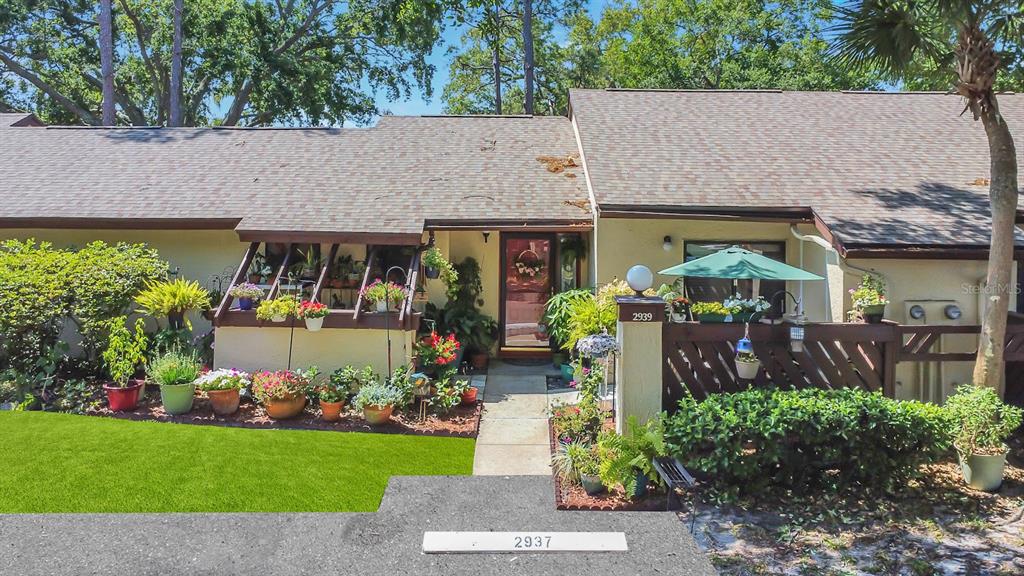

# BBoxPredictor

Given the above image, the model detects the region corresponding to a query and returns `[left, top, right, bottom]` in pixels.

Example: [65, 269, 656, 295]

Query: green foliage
[691, 301, 740, 316]
[352, 381, 404, 410]
[330, 364, 377, 396]
[542, 289, 592, 350]
[422, 247, 459, 297]
[424, 257, 498, 354]
[563, 280, 633, 351]
[255, 296, 299, 321]
[136, 278, 211, 322]
[551, 440, 600, 484]
[3, 0, 449, 126]
[596, 416, 667, 496]
[550, 364, 608, 444]
[46, 379, 103, 415]
[146, 349, 201, 387]
[664, 388, 954, 497]
[101, 317, 149, 387]
[945, 384, 1024, 456]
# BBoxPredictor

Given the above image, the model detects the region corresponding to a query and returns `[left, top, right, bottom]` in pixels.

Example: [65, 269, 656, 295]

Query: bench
[652, 456, 698, 533]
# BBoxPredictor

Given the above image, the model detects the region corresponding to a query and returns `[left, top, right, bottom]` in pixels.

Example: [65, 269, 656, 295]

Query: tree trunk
[522, 0, 534, 115]
[491, 3, 502, 115]
[169, 0, 184, 127]
[973, 96, 1019, 396]
[99, 0, 115, 125]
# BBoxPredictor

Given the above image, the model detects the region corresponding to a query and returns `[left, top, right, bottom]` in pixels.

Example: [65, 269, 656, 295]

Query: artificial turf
[0, 411, 475, 513]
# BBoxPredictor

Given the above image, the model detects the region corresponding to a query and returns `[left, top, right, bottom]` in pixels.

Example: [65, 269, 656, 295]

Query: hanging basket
[512, 248, 545, 280]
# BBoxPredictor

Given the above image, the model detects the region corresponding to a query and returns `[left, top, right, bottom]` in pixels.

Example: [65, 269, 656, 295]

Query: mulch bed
[89, 386, 481, 438]
[548, 419, 668, 511]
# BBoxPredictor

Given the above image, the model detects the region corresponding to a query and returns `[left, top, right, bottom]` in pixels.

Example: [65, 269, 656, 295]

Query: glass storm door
[501, 234, 555, 349]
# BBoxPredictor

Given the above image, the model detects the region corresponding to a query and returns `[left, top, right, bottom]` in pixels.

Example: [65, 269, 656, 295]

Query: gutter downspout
[790, 226, 887, 322]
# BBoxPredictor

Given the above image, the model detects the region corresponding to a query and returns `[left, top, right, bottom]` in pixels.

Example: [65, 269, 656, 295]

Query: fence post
[614, 296, 665, 434]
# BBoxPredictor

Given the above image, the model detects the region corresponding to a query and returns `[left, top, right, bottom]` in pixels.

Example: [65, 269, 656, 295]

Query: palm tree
[831, 1, 1022, 393]
[98, 0, 115, 125]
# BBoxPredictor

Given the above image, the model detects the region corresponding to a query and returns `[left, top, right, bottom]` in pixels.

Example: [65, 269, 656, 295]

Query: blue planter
[560, 363, 575, 384]
[238, 297, 254, 311]
[633, 469, 649, 498]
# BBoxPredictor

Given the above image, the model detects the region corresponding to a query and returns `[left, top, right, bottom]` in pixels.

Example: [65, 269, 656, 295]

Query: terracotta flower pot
[207, 388, 240, 416]
[470, 352, 489, 370]
[460, 386, 478, 406]
[320, 400, 344, 422]
[264, 394, 307, 419]
[103, 380, 144, 412]
[363, 404, 394, 425]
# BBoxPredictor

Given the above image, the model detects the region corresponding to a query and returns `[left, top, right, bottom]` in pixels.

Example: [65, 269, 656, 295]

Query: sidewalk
[472, 361, 570, 476]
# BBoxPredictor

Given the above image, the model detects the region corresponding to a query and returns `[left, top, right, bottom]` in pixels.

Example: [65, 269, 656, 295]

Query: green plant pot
[580, 474, 605, 496]
[160, 383, 196, 415]
[696, 313, 728, 323]
[552, 352, 567, 369]
[861, 303, 886, 324]
[560, 363, 575, 384]
[960, 451, 1007, 492]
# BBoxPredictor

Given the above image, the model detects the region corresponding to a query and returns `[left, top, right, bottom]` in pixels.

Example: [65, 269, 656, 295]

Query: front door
[500, 233, 556, 350]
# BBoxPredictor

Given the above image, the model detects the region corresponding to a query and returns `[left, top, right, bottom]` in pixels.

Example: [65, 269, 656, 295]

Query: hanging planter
[256, 296, 298, 324]
[298, 300, 328, 332]
[734, 329, 761, 380]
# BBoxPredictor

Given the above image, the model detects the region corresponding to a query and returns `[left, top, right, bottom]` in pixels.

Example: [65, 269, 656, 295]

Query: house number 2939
[631, 312, 654, 322]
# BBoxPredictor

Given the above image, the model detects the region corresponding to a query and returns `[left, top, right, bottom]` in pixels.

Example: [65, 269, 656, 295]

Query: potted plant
[316, 372, 351, 422]
[251, 367, 317, 419]
[248, 253, 272, 284]
[353, 381, 404, 425]
[734, 351, 760, 380]
[228, 283, 263, 311]
[543, 289, 592, 369]
[297, 300, 329, 331]
[452, 377, 478, 406]
[101, 317, 149, 411]
[945, 384, 1024, 492]
[194, 368, 250, 416]
[422, 246, 456, 282]
[723, 294, 771, 323]
[147, 349, 202, 415]
[415, 331, 460, 376]
[552, 440, 604, 496]
[691, 301, 739, 323]
[361, 279, 408, 312]
[849, 273, 888, 323]
[595, 416, 667, 499]
[136, 278, 212, 330]
[256, 295, 298, 323]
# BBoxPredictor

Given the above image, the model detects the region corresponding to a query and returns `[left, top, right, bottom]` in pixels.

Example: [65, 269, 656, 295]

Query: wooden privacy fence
[662, 319, 1024, 409]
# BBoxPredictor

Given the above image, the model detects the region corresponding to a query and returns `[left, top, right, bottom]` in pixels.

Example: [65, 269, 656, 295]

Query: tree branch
[0, 50, 98, 124]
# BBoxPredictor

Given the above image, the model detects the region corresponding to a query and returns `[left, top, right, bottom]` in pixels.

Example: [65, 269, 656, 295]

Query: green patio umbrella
[658, 245, 824, 280]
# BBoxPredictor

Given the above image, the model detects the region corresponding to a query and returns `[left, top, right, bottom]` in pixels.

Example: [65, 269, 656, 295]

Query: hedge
[664, 387, 953, 495]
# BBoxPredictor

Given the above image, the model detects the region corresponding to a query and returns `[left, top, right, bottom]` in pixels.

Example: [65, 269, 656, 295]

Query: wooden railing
[662, 319, 1024, 407]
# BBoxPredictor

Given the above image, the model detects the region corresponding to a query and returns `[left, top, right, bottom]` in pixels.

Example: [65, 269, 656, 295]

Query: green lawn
[0, 411, 475, 513]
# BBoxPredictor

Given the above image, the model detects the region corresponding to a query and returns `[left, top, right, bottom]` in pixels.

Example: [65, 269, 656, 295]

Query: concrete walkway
[0, 476, 717, 576]
[473, 361, 572, 476]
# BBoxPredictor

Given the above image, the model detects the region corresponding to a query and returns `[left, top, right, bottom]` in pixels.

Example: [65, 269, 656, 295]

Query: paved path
[473, 361, 573, 476]
[0, 476, 716, 576]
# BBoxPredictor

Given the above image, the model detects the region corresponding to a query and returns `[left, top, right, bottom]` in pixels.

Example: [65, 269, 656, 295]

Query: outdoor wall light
[944, 304, 962, 320]
[662, 235, 673, 252]
[908, 304, 926, 320]
[626, 265, 654, 295]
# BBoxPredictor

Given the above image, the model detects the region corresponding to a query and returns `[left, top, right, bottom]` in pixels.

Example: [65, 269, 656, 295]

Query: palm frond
[829, 0, 951, 78]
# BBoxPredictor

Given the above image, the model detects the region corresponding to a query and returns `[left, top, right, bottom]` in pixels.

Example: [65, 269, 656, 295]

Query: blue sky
[375, 0, 609, 117]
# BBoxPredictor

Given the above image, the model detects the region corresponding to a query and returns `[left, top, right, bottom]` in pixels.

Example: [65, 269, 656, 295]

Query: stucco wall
[214, 325, 414, 377]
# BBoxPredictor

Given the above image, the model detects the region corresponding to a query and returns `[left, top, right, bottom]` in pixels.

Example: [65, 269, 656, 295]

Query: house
[1, 90, 1021, 399]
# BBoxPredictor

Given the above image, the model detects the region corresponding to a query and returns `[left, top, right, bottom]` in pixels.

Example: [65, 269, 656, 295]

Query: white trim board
[422, 531, 628, 554]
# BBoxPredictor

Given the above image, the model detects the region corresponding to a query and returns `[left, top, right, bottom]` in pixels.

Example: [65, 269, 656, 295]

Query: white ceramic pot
[960, 451, 1007, 492]
[271, 314, 286, 323]
[376, 300, 388, 313]
[735, 358, 760, 380]
[305, 317, 324, 332]
[671, 312, 686, 323]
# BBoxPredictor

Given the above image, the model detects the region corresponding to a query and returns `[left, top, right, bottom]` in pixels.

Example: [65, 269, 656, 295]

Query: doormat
[546, 375, 573, 391]
[501, 358, 551, 367]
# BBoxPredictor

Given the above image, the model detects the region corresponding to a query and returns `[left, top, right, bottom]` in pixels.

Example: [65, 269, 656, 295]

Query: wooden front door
[500, 233, 556, 350]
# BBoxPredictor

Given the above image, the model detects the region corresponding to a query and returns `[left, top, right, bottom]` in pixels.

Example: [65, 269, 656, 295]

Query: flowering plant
[691, 301, 740, 316]
[228, 283, 263, 300]
[849, 273, 887, 309]
[255, 296, 298, 321]
[251, 369, 313, 403]
[417, 332, 461, 366]
[360, 279, 408, 306]
[575, 333, 617, 359]
[297, 300, 329, 319]
[194, 368, 250, 391]
[723, 294, 772, 313]
[670, 296, 691, 314]
[514, 253, 545, 278]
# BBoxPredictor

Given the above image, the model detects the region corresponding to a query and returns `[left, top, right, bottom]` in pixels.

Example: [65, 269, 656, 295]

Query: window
[682, 241, 789, 314]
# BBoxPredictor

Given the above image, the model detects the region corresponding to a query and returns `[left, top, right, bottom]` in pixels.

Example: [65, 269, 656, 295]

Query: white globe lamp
[625, 265, 653, 295]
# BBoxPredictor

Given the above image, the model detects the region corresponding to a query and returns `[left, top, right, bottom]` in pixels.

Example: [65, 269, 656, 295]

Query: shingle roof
[0, 112, 43, 127]
[0, 115, 589, 241]
[569, 88, 1024, 248]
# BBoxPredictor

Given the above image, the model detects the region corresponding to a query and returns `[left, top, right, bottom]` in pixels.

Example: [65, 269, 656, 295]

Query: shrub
[352, 381, 404, 410]
[563, 280, 634, 351]
[146, 349, 202, 387]
[542, 289, 592, 350]
[664, 387, 953, 496]
[597, 416, 667, 496]
[135, 278, 211, 324]
[945, 384, 1024, 456]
